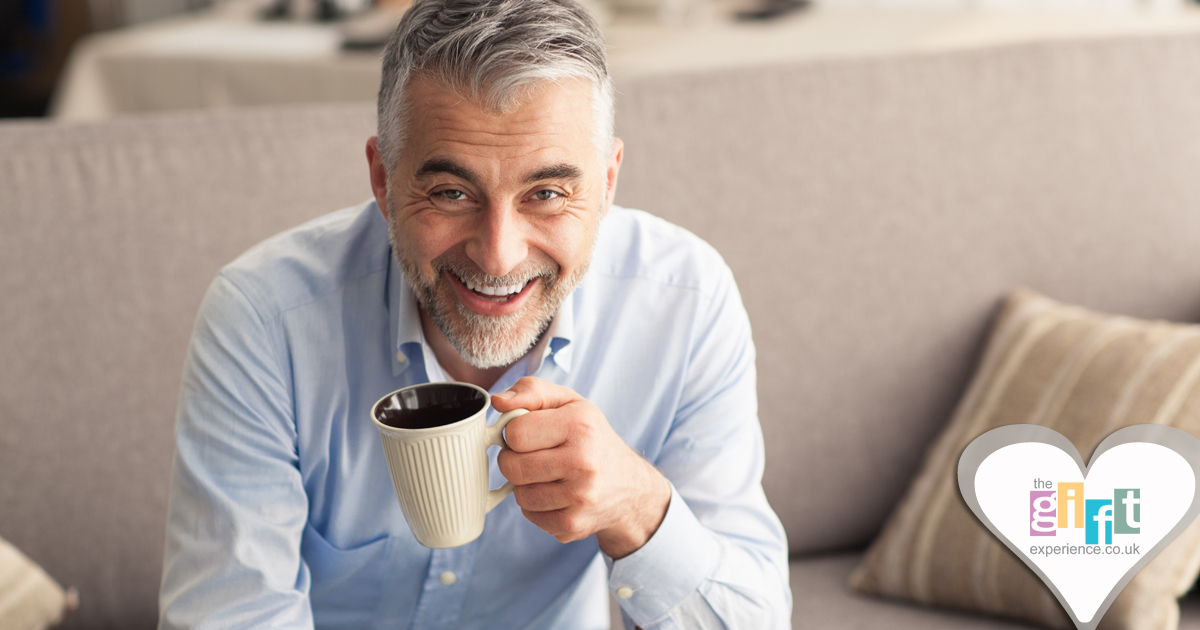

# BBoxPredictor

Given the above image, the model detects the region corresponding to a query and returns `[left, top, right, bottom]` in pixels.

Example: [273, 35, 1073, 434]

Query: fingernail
[493, 390, 515, 400]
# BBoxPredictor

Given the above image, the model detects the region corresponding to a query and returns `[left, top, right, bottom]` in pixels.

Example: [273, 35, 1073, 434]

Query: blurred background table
[47, 0, 1200, 120]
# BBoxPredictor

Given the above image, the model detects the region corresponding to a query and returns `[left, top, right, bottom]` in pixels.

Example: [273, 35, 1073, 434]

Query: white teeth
[458, 274, 528, 297]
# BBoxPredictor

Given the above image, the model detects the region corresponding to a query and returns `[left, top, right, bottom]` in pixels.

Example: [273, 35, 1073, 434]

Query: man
[158, 0, 790, 627]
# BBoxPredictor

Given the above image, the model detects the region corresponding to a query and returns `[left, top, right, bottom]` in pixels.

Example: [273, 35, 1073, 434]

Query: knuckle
[576, 485, 599, 510]
[515, 458, 537, 485]
[559, 511, 589, 537]
[509, 456, 526, 482]
[504, 424, 529, 452]
[556, 512, 577, 534]
[515, 485, 541, 510]
[513, 376, 541, 398]
[571, 418, 595, 442]
[525, 506, 588, 543]
[573, 451, 599, 478]
[497, 450, 520, 481]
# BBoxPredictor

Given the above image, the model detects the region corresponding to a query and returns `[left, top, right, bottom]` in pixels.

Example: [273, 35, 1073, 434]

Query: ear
[366, 136, 390, 223]
[602, 137, 624, 219]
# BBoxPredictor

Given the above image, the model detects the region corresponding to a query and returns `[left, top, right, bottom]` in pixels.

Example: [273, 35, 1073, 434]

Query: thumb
[491, 376, 579, 412]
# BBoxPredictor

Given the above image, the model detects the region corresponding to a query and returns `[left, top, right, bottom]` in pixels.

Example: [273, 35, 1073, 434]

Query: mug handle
[485, 408, 528, 513]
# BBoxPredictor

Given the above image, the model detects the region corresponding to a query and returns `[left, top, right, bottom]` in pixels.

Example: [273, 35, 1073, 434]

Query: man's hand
[492, 377, 671, 559]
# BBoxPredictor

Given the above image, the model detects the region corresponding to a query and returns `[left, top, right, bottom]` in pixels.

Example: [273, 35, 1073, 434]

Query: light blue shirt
[159, 201, 791, 630]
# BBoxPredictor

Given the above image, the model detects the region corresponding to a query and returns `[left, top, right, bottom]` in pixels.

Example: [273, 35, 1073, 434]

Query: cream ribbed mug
[371, 382, 528, 548]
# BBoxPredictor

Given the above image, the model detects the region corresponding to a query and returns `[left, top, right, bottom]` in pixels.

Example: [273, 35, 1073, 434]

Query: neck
[419, 308, 512, 391]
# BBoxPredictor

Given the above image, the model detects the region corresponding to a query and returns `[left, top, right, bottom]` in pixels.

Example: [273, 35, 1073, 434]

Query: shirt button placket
[406, 544, 477, 629]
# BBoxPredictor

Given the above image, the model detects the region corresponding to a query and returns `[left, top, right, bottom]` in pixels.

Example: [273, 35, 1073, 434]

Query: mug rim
[370, 381, 491, 435]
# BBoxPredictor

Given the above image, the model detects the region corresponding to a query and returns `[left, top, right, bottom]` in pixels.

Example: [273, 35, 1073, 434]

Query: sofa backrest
[613, 33, 1200, 557]
[5, 32, 1200, 628]
[0, 107, 377, 628]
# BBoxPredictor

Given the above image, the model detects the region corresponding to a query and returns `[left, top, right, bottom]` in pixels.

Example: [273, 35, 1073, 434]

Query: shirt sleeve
[159, 273, 314, 630]
[606, 259, 792, 630]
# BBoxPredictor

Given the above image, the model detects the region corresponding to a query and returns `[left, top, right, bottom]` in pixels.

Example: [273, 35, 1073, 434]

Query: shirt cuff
[606, 484, 719, 625]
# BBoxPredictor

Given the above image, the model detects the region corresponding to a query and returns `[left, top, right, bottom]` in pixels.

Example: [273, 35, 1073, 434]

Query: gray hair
[376, 0, 615, 172]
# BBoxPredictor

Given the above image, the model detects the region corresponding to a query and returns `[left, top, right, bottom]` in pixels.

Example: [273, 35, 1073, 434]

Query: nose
[466, 201, 528, 278]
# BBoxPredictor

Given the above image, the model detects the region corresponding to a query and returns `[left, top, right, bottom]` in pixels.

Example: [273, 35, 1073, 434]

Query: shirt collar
[387, 250, 424, 377]
[527, 289, 574, 375]
[386, 249, 574, 378]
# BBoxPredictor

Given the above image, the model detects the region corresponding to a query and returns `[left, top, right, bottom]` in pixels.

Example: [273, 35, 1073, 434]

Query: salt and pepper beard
[386, 191, 594, 369]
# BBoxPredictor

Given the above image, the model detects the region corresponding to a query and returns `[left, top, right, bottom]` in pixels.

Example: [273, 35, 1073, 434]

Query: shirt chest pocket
[303, 522, 392, 628]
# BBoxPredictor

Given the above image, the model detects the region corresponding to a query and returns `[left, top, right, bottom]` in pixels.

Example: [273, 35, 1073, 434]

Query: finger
[490, 376, 581, 413]
[502, 408, 573, 453]
[521, 507, 591, 544]
[512, 481, 572, 512]
[497, 446, 570, 485]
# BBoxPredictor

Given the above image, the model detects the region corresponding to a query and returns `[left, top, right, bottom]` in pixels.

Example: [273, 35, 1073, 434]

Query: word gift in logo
[1029, 482, 1141, 548]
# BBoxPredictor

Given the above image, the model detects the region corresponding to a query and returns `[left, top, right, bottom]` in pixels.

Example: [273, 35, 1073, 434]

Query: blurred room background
[4, 0, 1200, 120]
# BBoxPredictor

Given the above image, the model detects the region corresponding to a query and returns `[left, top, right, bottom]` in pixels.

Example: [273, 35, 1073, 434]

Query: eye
[532, 190, 560, 201]
[429, 188, 476, 213]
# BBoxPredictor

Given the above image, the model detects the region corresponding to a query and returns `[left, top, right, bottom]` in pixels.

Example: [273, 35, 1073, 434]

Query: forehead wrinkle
[424, 119, 568, 142]
[420, 139, 582, 175]
[421, 105, 579, 139]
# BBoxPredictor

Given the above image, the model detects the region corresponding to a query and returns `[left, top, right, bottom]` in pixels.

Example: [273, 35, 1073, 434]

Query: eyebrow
[414, 158, 479, 185]
[523, 163, 584, 185]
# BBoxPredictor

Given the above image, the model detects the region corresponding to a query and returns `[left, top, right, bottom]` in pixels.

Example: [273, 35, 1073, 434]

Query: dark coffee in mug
[375, 383, 488, 430]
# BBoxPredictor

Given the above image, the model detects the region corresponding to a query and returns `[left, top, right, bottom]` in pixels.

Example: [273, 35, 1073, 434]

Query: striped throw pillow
[849, 289, 1200, 630]
[0, 534, 71, 630]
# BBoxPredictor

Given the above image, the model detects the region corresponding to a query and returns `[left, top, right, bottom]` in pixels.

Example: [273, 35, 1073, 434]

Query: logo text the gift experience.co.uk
[1029, 480, 1142, 553]
[960, 425, 1200, 630]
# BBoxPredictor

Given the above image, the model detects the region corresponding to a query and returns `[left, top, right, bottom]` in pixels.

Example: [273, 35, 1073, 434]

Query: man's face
[369, 76, 622, 369]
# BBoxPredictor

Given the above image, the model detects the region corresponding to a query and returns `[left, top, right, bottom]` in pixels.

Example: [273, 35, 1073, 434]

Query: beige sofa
[6, 31, 1200, 629]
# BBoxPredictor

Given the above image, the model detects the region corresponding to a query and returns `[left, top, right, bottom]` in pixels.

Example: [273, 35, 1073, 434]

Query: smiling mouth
[451, 272, 534, 303]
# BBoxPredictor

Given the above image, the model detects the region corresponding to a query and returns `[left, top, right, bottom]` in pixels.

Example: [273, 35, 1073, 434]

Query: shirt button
[396, 351, 408, 364]
[440, 571, 457, 586]
[616, 586, 634, 599]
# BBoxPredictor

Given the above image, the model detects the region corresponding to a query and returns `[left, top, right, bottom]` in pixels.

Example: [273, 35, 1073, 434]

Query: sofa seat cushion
[793, 553, 1200, 630]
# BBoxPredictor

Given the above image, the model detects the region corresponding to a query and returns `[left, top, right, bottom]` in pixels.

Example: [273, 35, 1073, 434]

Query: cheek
[396, 215, 461, 270]
[537, 216, 596, 273]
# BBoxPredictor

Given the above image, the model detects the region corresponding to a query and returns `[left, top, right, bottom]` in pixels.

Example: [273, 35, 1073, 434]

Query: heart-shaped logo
[958, 424, 1200, 630]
